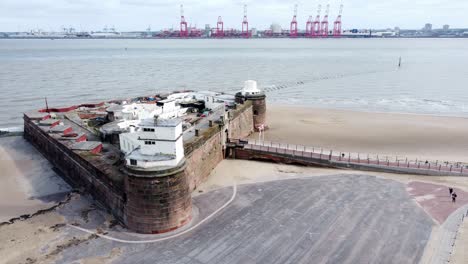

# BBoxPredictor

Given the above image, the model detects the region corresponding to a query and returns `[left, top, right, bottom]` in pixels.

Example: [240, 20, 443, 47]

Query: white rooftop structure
[120, 116, 184, 170]
[241, 80, 263, 97]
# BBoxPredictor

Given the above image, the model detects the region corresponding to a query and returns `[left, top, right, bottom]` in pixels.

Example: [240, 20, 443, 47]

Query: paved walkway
[407, 181, 468, 264]
[61, 175, 433, 264]
[407, 182, 468, 224]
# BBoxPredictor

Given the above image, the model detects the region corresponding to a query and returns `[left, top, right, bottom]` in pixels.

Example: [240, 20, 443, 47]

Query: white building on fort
[119, 116, 184, 169]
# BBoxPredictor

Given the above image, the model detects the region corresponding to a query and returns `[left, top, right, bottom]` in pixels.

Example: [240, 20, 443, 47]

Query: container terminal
[4, 3, 466, 39]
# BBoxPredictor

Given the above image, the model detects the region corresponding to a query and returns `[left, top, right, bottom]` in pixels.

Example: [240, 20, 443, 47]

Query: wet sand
[0, 137, 70, 222]
[252, 105, 468, 163]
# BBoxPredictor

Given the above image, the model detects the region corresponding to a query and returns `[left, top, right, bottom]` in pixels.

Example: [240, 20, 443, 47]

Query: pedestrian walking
[452, 192, 457, 203]
[449, 187, 453, 195]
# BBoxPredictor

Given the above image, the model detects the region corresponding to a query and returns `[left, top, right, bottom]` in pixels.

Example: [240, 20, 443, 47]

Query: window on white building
[130, 159, 137, 165]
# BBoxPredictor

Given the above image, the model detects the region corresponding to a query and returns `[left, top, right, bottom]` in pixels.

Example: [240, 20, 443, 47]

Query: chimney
[153, 114, 159, 125]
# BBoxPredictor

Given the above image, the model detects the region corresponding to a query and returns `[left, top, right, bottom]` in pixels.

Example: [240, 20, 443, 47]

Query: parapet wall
[228, 104, 254, 139]
[23, 115, 126, 222]
[185, 132, 224, 191]
[184, 104, 254, 191]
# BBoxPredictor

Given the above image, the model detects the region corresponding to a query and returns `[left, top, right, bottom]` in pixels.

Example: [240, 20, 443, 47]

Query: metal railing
[238, 139, 467, 176]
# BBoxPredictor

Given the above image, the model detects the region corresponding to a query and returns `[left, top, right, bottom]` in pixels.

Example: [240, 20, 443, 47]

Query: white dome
[241, 80, 263, 96]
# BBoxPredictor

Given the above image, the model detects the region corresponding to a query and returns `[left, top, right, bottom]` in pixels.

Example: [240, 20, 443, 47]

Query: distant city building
[251, 28, 257, 37]
[423, 23, 432, 31]
[443, 25, 450, 31]
[270, 23, 282, 34]
[204, 24, 211, 37]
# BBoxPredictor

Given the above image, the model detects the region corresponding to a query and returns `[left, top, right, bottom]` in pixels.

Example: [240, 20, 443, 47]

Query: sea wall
[124, 163, 192, 234]
[228, 104, 254, 140]
[185, 131, 224, 191]
[23, 115, 126, 222]
[184, 104, 254, 191]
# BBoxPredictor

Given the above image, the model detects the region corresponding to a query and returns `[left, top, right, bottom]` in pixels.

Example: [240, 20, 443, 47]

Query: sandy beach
[250, 105, 468, 163]
[2, 105, 468, 263]
[0, 137, 71, 223]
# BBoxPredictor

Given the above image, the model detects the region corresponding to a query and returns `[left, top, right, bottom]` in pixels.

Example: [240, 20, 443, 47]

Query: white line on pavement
[67, 182, 237, 244]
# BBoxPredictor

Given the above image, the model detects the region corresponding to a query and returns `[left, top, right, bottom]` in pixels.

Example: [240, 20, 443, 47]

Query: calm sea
[1, 38, 468, 128]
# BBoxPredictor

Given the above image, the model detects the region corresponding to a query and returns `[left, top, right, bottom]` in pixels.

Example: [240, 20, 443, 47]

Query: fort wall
[23, 101, 255, 233]
[184, 104, 254, 191]
[23, 115, 126, 222]
[125, 163, 192, 234]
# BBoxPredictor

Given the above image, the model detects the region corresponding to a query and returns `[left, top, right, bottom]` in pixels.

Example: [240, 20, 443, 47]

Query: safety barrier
[234, 139, 468, 176]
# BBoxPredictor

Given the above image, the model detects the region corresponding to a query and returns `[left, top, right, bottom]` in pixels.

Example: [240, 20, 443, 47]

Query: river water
[1, 38, 468, 128]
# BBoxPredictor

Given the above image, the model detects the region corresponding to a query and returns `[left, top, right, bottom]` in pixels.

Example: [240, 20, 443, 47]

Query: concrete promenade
[60, 175, 433, 264]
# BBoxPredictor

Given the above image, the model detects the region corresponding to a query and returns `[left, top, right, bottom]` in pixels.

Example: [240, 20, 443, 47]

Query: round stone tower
[124, 161, 192, 234]
[235, 80, 267, 131]
[120, 117, 192, 234]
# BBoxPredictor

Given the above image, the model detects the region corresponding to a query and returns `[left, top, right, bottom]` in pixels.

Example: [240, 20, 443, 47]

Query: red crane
[306, 16, 313, 37]
[180, 4, 188, 37]
[312, 5, 321, 37]
[216, 16, 224, 37]
[320, 4, 330, 37]
[333, 4, 344, 37]
[242, 4, 250, 38]
[290, 4, 298, 37]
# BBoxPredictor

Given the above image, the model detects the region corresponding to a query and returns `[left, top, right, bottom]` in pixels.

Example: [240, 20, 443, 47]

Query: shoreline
[256, 104, 468, 163]
[267, 102, 468, 120]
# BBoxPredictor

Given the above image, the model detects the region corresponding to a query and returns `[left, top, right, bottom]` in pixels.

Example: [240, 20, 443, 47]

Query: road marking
[67, 182, 237, 244]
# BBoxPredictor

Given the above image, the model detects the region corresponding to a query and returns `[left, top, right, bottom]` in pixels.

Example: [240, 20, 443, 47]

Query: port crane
[333, 4, 343, 37]
[180, 4, 188, 37]
[216, 16, 224, 37]
[312, 5, 321, 37]
[320, 4, 330, 37]
[242, 4, 250, 38]
[290, 4, 298, 37]
[306, 16, 313, 37]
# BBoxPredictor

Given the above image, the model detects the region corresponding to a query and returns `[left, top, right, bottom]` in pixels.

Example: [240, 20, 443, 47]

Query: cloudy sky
[0, 0, 467, 32]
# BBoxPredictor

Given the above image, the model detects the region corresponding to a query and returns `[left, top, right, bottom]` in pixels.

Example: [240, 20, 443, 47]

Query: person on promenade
[449, 187, 454, 196]
[452, 192, 457, 203]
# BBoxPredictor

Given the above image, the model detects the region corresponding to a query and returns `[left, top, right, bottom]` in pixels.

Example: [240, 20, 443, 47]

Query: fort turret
[235, 80, 267, 131]
[120, 116, 192, 234]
